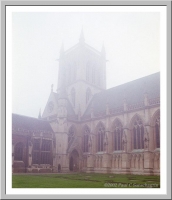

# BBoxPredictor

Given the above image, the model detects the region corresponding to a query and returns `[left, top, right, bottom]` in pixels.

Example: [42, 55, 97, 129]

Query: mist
[12, 10, 160, 118]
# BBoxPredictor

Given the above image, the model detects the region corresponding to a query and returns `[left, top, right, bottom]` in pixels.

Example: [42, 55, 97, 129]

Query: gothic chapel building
[12, 30, 160, 175]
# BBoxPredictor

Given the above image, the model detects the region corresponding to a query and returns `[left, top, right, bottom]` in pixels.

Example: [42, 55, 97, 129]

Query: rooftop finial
[79, 27, 85, 43]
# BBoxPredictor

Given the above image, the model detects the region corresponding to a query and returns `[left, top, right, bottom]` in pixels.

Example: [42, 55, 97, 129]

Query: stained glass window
[83, 126, 90, 152]
[97, 124, 105, 152]
[113, 120, 123, 151]
[133, 117, 144, 149]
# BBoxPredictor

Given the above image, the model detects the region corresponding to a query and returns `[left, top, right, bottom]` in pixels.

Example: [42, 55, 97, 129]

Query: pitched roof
[82, 72, 160, 118]
[12, 114, 53, 132]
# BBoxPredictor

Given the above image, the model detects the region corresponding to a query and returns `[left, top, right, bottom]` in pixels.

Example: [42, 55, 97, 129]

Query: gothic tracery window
[113, 120, 123, 151]
[155, 116, 160, 148]
[41, 140, 51, 164]
[32, 139, 52, 165]
[97, 124, 105, 152]
[133, 117, 144, 149]
[83, 126, 90, 152]
[68, 126, 75, 149]
[14, 142, 23, 161]
[32, 139, 40, 164]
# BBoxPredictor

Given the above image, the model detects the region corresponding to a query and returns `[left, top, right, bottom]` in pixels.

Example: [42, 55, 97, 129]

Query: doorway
[69, 149, 79, 172]
[58, 164, 61, 173]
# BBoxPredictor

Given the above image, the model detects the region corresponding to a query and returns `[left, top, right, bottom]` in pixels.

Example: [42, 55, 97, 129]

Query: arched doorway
[69, 149, 79, 172]
[69, 157, 74, 171]
[58, 164, 61, 173]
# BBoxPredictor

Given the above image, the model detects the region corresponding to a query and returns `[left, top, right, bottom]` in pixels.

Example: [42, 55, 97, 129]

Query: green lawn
[12, 173, 160, 188]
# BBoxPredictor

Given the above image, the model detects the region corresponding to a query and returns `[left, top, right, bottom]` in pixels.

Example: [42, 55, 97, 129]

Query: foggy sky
[12, 10, 160, 118]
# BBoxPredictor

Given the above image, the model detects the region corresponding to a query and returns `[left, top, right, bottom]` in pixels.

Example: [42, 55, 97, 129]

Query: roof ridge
[82, 72, 160, 118]
[12, 113, 46, 121]
[97, 72, 160, 95]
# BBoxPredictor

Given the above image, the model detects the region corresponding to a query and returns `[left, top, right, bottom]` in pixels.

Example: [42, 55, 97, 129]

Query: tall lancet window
[32, 139, 40, 164]
[86, 88, 91, 104]
[133, 116, 144, 149]
[41, 140, 51, 164]
[14, 142, 23, 161]
[113, 120, 123, 151]
[155, 116, 160, 148]
[71, 88, 75, 107]
[97, 124, 105, 152]
[68, 126, 75, 149]
[83, 126, 90, 152]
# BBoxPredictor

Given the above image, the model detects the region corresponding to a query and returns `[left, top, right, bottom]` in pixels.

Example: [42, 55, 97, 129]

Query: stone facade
[12, 30, 160, 175]
[12, 114, 54, 173]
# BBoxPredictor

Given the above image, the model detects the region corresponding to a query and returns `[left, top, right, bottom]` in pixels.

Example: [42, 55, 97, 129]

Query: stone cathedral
[12, 30, 160, 175]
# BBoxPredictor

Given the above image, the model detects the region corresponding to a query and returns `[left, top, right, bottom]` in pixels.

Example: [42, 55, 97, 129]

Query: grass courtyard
[12, 173, 160, 188]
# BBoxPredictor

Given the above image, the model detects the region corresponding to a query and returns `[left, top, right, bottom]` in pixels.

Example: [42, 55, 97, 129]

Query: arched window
[133, 116, 144, 149]
[32, 139, 40, 164]
[41, 140, 51, 164]
[113, 120, 123, 151]
[14, 142, 23, 161]
[86, 88, 91, 104]
[97, 124, 105, 152]
[32, 139, 52, 165]
[71, 88, 75, 106]
[83, 126, 90, 152]
[155, 116, 160, 148]
[68, 126, 75, 149]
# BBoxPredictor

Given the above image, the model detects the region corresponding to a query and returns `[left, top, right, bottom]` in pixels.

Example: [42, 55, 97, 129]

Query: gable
[42, 92, 77, 119]
[42, 92, 58, 118]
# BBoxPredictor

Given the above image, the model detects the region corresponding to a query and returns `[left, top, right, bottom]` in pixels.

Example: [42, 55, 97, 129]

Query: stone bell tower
[57, 28, 107, 117]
